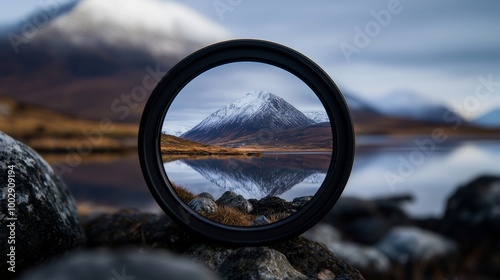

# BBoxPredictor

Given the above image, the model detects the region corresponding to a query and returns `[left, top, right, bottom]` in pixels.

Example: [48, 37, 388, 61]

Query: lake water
[57, 138, 500, 217]
[163, 153, 331, 201]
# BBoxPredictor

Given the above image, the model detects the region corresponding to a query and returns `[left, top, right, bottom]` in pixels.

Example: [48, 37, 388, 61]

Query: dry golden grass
[205, 206, 255, 227]
[0, 96, 138, 152]
[171, 183, 197, 204]
[160, 134, 262, 157]
[170, 183, 298, 227]
[267, 212, 292, 223]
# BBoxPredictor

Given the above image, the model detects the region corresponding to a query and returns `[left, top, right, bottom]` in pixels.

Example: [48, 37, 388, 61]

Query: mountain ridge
[181, 91, 316, 145]
[0, 0, 229, 122]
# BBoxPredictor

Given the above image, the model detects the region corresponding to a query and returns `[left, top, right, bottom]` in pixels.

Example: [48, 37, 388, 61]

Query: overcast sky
[178, 0, 500, 119]
[163, 62, 323, 129]
[2, 0, 499, 119]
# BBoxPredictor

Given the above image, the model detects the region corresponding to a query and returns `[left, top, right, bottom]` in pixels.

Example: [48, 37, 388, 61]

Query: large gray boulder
[0, 132, 85, 277]
[186, 245, 306, 280]
[441, 175, 500, 244]
[377, 226, 458, 265]
[304, 223, 390, 277]
[19, 249, 218, 280]
[189, 197, 218, 214]
[84, 209, 365, 279]
[219, 247, 307, 280]
[216, 191, 253, 213]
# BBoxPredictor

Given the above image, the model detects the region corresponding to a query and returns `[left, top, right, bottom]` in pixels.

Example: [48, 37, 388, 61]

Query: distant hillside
[0, 0, 229, 122]
[222, 122, 333, 151]
[0, 96, 137, 152]
[160, 134, 260, 158]
[473, 109, 500, 128]
[371, 91, 465, 123]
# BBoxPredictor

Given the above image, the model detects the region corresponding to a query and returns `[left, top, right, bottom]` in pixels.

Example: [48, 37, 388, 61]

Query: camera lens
[139, 39, 354, 244]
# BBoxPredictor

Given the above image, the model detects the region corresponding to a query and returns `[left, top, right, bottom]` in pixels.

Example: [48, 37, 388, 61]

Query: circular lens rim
[139, 39, 354, 245]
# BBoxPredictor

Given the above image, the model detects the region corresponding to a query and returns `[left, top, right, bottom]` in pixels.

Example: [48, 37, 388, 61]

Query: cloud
[163, 61, 326, 128]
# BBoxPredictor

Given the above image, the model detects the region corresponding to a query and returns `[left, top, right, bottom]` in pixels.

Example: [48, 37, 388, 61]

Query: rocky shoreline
[174, 183, 312, 226]
[1, 131, 499, 279]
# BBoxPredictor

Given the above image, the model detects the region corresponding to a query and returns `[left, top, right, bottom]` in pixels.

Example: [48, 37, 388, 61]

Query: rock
[302, 223, 342, 245]
[0, 132, 85, 276]
[304, 224, 389, 277]
[82, 209, 194, 253]
[345, 217, 392, 245]
[252, 215, 271, 226]
[377, 226, 458, 265]
[440, 175, 500, 278]
[198, 192, 215, 201]
[184, 244, 234, 272]
[216, 191, 253, 213]
[83, 209, 365, 279]
[441, 175, 500, 245]
[19, 249, 218, 280]
[322, 196, 411, 245]
[186, 237, 365, 280]
[292, 196, 313, 208]
[189, 197, 217, 214]
[272, 237, 365, 279]
[219, 247, 307, 280]
[328, 242, 390, 276]
[186, 245, 307, 279]
[249, 196, 294, 217]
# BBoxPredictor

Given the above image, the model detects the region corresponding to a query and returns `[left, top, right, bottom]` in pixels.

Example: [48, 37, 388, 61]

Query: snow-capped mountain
[0, 0, 229, 121]
[181, 91, 315, 144]
[305, 112, 330, 123]
[473, 109, 500, 128]
[162, 124, 190, 137]
[303, 173, 327, 184]
[371, 91, 464, 123]
[2, 0, 229, 61]
[344, 92, 378, 113]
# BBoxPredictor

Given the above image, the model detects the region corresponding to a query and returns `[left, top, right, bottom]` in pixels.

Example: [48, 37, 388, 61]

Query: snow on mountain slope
[7, 0, 230, 60]
[473, 109, 500, 128]
[0, 0, 230, 122]
[162, 124, 190, 137]
[305, 111, 329, 123]
[181, 91, 315, 144]
[371, 91, 464, 123]
[343, 92, 378, 113]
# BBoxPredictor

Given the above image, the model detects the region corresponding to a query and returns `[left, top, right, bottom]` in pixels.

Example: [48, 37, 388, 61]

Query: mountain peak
[181, 92, 314, 144]
[4, 0, 230, 60]
[246, 90, 273, 99]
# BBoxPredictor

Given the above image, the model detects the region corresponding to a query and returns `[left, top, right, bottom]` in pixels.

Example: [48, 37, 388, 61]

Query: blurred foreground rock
[0, 131, 85, 279]
[441, 175, 500, 277]
[307, 176, 500, 280]
[19, 249, 218, 280]
[82, 209, 364, 280]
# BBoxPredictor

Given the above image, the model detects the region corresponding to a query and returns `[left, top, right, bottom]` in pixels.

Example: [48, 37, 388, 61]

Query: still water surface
[163, 153, 331, 201]
[59, 138, 500, 217]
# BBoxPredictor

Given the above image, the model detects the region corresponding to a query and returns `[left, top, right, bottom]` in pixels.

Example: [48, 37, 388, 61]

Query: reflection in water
[53, 139, 500, 218]
[348, 138, 500, 217]
[164, 153, 331, 200]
